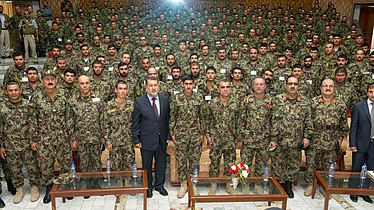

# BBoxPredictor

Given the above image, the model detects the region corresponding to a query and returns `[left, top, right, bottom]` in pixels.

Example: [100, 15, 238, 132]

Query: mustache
[48, 83, 53, 85]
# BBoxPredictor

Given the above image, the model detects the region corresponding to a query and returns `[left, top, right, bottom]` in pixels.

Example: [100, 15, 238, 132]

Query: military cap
[64, 39, 73, 44]
[41, 67, 56, 77]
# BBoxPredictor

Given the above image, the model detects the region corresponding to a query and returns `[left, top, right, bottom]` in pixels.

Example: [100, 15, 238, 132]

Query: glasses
[287, 82, 299, 86]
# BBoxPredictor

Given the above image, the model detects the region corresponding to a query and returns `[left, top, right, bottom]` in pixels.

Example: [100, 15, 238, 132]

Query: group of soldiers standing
[0, 0, 372, 207]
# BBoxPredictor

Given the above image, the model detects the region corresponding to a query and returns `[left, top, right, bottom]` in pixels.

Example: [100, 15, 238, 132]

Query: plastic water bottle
[70, 161, 76, 179]
[132, 162, 138, 178]
[360, 163, 367, 179]
[192, 166, 199, 183]
[328, 161, 334, 178]
[106, 158, 111, 174]
[263, 164, 269, 182]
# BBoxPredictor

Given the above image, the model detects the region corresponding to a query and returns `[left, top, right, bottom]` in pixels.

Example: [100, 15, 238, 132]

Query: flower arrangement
[228, 162, 250, 188]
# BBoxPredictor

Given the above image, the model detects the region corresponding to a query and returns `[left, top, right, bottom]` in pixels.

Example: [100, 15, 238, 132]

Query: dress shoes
[155, 186, 168, 196]
[360, 195, 373, 203]
[147, 188, 153, 198]
[350, 195, 358, 202]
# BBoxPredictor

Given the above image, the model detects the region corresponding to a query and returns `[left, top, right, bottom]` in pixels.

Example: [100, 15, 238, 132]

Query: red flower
[228, 164, 238, 174]
[239, 162, 246, 170]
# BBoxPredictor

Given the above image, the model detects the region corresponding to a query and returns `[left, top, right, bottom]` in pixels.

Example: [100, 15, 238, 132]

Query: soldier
[67, 75, 103, 176]
[334, 67, 357, 109]
[90, 60, 112, 102]
[56, 68, 78, 99]
[239, 77, 272, 194]
[304, 78, 348, 197]
[231, 67, 250, 101]
[0, 81, 40, 204]
[271, 77, 313, 198]
[35, 10, 49, 57]
[30, 69, 71, 204]
[102, 80, 135, 187]
[22, 67, 42, 100]
[207, 80, 239, 195]
[170, 74, 208, 198]
[3, 51, 28, 86]
[263, 69, 276, 96]
[212, 46, 232, 79]
[18, 10, 39, 62]
[272, 55, 292, 94]
[200, 66, 219, 102]
[164, 66, 183, 98]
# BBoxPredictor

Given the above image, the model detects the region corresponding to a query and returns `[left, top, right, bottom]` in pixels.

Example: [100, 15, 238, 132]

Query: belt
[2, 28, 7, 30]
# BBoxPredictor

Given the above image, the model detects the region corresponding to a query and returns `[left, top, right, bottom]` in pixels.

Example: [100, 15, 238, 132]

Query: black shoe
[6, 179, 16, 195]
[350, 195, 358, 202]
[155, 186, 168, 196]
[147, 188, 153, 198]
[360, 195, 373, 203]
[0, 197, 5, 208]
[84, 196, 90, 199]
[284, 181, 294, 199]
[66, 197, 73, 200]
[43, 184, 53, 204]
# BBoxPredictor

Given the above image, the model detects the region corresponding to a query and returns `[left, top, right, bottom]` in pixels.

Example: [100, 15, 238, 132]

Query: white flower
[242, 170, 249, 178]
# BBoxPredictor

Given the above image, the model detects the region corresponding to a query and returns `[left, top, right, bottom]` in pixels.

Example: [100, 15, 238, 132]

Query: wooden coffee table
[187, 176, 287, 210]
[312, 170, 374, 210]
[50, 170, 148, 210]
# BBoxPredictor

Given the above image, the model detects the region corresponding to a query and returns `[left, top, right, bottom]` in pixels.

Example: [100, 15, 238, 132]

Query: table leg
[191, 200, 195, 210]
[268, 201, 271, 206]
[282, 198, 287, 210]
[312, 175, 317, 199]
[51, 195, 56, 210]
[62, 197, 66, 203]
[324, 191, 330, 210]
[143, 191, 147, 210]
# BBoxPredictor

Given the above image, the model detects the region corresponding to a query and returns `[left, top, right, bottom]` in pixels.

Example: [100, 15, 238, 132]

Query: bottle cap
[194, 165, 199, 169]
[107, 158, 110, 160]
[72, 160, 75, 164]
[134, 162, 137, 164]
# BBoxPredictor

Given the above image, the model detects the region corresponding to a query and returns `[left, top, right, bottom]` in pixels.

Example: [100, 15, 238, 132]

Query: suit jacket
[132, 93, 170, 151]
[349, 99, 372, 153]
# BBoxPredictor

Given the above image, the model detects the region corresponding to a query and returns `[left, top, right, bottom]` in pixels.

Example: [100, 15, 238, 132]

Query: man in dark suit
[132, 77, 170, 198]
[349, 82, 374, 203]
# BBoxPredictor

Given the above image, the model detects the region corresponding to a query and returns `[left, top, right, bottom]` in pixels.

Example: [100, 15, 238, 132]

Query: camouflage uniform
[67, 93, 103, 172]
[3, 65, 28, 86]
[0, 98, 39, 188]
[304, 96, 349, 183]
[90, 76, 112, 102]
[271, 94, 313, 183]
[29, 88, 71, 186]
[101, 98, 135, 171]
[239, 94, 272, 176]
[207, 97, 239, 177]
[170, 92, 208, 182]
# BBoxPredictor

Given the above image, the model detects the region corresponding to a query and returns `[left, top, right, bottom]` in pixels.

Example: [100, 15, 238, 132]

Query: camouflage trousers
[241, 147, 269, 177]
[0, 157, 11, 180]
[175, 134, 201, 182]
[7, 145, 40, 188]
[209, 138, 236, 177]
[304, 148, 337, 183]
[78, 143, 101, 172]
[272, 144, 300, 183]
[110, 144, 135, 171]
[37, 142, 72, 186]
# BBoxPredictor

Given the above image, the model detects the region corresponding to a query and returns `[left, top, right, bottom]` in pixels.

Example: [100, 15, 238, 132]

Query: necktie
[371, 103, 374, 137]
[152, 98, 159, 119]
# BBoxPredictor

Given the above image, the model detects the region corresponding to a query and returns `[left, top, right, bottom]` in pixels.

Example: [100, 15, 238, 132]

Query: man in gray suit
[132, 77, 170, 198]
[349, 82, 374, 203]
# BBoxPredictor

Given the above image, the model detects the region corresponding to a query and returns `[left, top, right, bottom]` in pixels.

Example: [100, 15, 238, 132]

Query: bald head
[78, 75, 91, 96]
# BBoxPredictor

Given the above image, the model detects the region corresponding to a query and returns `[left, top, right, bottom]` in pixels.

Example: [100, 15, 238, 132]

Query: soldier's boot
[284, 181, 294, 198]
[253, 183, 263, 194]
[208, 183, 217, 195]
[6, 179, 16, 195]
[0, 197, 5, 208]
[43, 184, 53, 204]
[13, 187, 25, 204]
[226, 183, 238, 195]
[304, 184, 313, 197]
[177, 181, 188, 198]
[30, 185, 40, 202]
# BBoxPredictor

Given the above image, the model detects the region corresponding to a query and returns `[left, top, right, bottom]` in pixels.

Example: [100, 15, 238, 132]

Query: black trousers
[349, 141, 374, 188]
[141, 143, 166, 190]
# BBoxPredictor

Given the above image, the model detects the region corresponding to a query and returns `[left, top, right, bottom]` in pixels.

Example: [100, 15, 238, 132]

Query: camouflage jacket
[310, 96, 349, 150]
[101, 98, 134, 146]
[271, 94, 313, 147]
